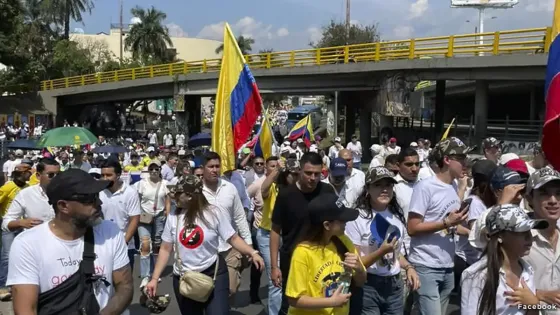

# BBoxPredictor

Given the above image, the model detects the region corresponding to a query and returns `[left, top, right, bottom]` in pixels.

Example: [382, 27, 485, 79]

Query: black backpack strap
[81, 227, 95, 275]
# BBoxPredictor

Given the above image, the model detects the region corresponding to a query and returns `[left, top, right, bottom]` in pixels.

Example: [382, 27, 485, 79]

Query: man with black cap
[7, 169, 133, 315]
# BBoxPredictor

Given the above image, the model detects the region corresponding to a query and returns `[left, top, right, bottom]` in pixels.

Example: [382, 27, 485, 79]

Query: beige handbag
[174, 217, 219, 303]
[139, 181, 162, 224]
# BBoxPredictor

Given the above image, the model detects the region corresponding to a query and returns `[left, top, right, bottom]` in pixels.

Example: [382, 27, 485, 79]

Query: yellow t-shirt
[286, 235, 361, 315]
[0, 182, 26, 217]
[259, 183, 278, 231]
[124, 164, 144, 172]
[28, 173, 40, 186]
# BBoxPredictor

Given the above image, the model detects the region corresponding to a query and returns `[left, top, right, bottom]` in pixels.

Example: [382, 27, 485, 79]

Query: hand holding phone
[460, 198, 472, 212]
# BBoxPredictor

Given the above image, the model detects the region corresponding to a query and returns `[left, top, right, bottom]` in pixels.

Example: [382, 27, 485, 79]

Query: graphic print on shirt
[179, 225, 204, 249]
[51, 255, 106, 287]
[314, 260, 345, 297]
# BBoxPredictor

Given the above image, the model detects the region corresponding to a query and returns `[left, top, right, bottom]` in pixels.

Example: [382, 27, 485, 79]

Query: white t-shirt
[7, 221, 130, 314]
[408, 176, 460, 268]
[148, 133, 157, 145]
[137, 179, 170, 215]
[163, 134, 173, 146]
[345, 209, 405, 276]
[162, 207, 235, 274]
[176, 134, 185, 146]
[3, 159, 21, 178]
[462, 194, 488, 265]
[346, 141, 362, 163]
[99, 184, 141, 249]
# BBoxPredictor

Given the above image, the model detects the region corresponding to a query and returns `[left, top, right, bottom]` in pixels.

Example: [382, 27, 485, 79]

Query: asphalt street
[0, 254, 461, 315]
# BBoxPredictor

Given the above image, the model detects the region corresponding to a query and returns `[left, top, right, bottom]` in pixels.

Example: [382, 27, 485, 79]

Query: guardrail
[36, 27, 550, 91]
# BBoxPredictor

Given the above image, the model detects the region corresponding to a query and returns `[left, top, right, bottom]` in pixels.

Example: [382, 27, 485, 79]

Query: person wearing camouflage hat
[482, 137, 501, 164]
[407, 136, 471, 314]
[523, 167, 560, 308]
[526, 142, 549, 174]
[461, 204, 546, 315]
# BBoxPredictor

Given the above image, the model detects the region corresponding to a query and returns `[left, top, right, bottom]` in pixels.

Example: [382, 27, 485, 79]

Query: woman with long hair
[145, 175, 264, 314]
[461, 204, 547, 315]
[285, 194, 366, 315]
[137, 161, 172, 281]
[345, 167, 420, 315]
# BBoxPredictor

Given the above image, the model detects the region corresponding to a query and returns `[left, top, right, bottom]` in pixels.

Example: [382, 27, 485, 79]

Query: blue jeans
[138, 212, 167, 279]
[256, 228, 282, 315]
[413, 265, 454, 315]
[350, 273, 404, 315]
[172, 255, 230, 315]
[0, 230, 18, 287]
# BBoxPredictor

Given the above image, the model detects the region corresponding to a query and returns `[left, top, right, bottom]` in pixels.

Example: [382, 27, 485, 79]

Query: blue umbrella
[92, 145, 128, 154]
[188, 133, 211, 148]
[7, 139, 39, 150]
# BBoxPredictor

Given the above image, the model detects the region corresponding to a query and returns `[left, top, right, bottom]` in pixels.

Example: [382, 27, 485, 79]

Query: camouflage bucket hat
[432, 137, 471, 160]
[485, 204, 548, 236]
[526, 167, 560, 194]
[180, 174, 203, 194]
[365, 166, 397, 185]
[145, 294, 171, 314]
[483, 137, 500, 149]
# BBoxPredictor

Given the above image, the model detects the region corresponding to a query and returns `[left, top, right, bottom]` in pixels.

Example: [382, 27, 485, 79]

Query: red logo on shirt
[179, 225, 204, 249]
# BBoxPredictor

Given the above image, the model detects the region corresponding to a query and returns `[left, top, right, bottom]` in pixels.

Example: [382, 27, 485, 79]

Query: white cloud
[393, 25, 414, 38]
[197, 17, 276, 41]
[167, 23, 187, 38]
[526, 0, 554, 12]
[307, 27, 323, 43]
[130, 17, 141, 25]
[409, 0, 429, 19]
[277, 27, 290, 37]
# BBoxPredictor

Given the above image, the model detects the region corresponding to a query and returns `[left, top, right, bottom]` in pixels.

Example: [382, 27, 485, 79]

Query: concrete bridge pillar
[474, 80, 489, 150]
[185, 95, 201, 137]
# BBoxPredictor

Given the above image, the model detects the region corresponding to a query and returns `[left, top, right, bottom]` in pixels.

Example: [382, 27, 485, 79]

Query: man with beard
[7, 169, 133, 314]
[321, 157, 351, 206]
[99, 160, 141, 270]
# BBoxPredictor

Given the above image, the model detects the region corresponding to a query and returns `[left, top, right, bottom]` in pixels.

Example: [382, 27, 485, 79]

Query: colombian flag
[543, 2, 560, 170]
[287, 115, 314, 147]
[212, 23, 263, 172]
[254, 114, 274, 159]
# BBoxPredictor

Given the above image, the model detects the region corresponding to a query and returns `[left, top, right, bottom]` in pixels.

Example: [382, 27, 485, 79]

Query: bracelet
[404, 265, 415, 271]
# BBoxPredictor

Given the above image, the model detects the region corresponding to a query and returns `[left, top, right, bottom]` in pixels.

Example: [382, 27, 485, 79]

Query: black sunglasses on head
[66, 193, 98, 204]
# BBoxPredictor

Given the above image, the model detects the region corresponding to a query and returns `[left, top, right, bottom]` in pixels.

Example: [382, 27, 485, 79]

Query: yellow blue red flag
[212, 23, 263, 172]
[253, 113, 274, 160]
[543, 2, 560, 170]
[287, 115, 314, 147]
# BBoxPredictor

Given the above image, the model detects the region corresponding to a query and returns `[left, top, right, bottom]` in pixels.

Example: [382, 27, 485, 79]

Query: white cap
[334, 137, 341, 142]
[188, 160, 195, 168]
[309, 144, 318, 153]
[281, 147, 290, 153]
[410, 142, 418, 147]
[283, 141, 290, 146]
[499, 153, 519, 165]
[88, 168, 101, 175]
[370, 144, 382, 155]
[147, 146, 155, 152]
[14, 149, 23, 156]
[178, 149, 186, 156]
[296, 138, 303, 143]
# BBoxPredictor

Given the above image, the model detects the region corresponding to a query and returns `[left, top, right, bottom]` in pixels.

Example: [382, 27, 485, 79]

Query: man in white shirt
[175, 132, 186, 147]
[162, 131, 173, 147]
[99, 160, 141, 271]
[338, 149, 365, 206]
[407, 137, 471, 315]
[148, 131, 157, 146]
[328, 137, 344, 160]
[3, 150, 23, 182]
[346, 134, 362, 169]
[160, 154, 178, 182]
[7, 169, 133, 314]
[200, 151, 252, 296]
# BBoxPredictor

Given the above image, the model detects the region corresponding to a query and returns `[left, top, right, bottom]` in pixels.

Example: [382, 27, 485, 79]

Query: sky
[73, 0, 555, 52]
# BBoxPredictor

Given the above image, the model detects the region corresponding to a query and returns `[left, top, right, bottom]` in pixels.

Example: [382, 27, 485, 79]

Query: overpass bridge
[1, 27, 552, 156]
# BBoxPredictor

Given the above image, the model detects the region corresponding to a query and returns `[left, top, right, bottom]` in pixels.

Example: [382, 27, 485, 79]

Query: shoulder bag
[174, 216, 219, 303]
[140, 181, 162, 224]
[38, 226, 109, 315]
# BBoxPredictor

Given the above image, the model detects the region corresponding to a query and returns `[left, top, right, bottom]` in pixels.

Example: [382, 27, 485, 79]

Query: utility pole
[119, 0, 123, 63]
[345, 0, 350, 45]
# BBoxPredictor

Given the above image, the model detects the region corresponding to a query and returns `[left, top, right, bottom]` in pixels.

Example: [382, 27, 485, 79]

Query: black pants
[250, 227, 262, 299]
[279, 251, 292, 315]
[454, 255, 469, 301]
[173, 255, 230, 315]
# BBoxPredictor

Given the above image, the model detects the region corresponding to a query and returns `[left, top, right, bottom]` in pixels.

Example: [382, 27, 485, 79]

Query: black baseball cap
[307, 194, 359, 224]
[46, 169, 110, 204]
[472, 160, 497, 178]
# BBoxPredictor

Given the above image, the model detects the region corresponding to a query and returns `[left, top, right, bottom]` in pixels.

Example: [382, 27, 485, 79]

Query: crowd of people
[0, 130, 558, 315]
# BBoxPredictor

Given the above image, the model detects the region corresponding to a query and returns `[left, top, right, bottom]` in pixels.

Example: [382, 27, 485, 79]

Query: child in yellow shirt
[286, 194, 366, 315]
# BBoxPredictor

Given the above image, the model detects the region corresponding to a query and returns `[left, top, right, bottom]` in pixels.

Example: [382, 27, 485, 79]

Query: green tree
[215, 35, 255, 55]
[310, 20, 381, 48]
[42, 0, 94, 39]
[125, 6, 173, 64]
[51, 40, 95, 77]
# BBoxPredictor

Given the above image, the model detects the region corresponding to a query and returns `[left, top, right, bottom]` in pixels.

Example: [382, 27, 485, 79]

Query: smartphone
[460, 198, 473, 212]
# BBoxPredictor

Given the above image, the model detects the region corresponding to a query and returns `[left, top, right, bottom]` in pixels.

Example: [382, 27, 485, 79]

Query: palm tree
[125, 6, 173, 64]
[215, 35, 255, 55]
[42, 0, 94, 39]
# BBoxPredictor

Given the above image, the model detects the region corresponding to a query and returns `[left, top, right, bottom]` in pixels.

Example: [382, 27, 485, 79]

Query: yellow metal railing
[39, 27, 550, 91]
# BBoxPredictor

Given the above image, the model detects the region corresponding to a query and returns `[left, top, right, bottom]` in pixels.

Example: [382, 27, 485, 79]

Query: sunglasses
[90, 173, 101, 179]
[45, 172, 59, 179]
[149, 168, 161, 172]
[254, 162, 264, 166]
[403, 162, 421, 167]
